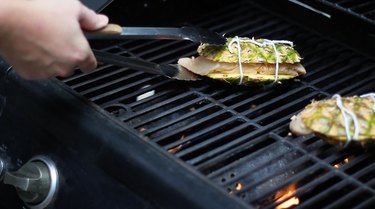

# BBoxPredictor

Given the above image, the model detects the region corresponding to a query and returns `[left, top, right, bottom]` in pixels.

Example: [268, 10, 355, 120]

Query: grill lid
[250, 0, 375, 58]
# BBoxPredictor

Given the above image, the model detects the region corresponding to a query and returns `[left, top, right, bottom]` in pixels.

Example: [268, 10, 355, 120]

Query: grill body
[0, 0, 374, 209]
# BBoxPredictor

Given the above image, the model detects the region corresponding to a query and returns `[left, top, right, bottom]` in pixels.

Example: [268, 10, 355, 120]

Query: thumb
[79, 4, 109, 31]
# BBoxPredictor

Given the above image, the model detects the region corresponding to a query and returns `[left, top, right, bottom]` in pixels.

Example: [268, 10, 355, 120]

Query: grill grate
[61, 1, 375, 208]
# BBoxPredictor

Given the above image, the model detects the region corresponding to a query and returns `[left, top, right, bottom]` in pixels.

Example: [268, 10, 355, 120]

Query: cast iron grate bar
[353, 197, 375, 209]
[202, 139, 292, 175]
[176, 122, 258, 162]
[128, 96, 206, 128]
[235, 156, 313, 196]
[59, 0, 375, 208]
[149, 109, 236, 143]
[163, 117, 244, 151]
[136, 103, 220, 136]
[277, 132, 375, 190]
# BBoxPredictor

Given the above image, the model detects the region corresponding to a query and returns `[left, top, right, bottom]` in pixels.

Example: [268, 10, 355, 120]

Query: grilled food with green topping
[289, 96, 375, 147]
[178, 37, 306, 85]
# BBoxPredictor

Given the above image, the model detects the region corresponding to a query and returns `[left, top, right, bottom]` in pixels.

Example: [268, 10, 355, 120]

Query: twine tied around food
[228, 36, 294, 85]
[333, 94, 360, 146]
[333, 93, 375, 146]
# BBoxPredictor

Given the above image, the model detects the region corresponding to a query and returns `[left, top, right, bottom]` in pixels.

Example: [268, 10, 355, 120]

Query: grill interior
[320, 0, 375, 23]
[61, 1, 375, 208]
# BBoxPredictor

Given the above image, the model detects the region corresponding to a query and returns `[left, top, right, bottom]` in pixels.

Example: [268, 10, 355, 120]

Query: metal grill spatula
[86, 24, 226, 45]
[93, 50, 199, 81]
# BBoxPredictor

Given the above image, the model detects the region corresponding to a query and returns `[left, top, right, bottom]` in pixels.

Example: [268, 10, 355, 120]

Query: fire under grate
[61, 1, 375, 208]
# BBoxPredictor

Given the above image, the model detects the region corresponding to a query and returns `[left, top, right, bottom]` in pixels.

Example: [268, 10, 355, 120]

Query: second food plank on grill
[290, 94, 375, 147]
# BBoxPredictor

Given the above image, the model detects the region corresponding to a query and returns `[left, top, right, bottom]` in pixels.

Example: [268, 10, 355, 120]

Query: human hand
[0, 0, 108, 80]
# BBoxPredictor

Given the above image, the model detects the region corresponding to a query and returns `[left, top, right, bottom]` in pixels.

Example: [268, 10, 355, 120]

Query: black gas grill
[0, 0, 374, 209]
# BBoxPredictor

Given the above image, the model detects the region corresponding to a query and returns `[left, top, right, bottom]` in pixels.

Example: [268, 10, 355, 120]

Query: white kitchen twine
[360, 93, 375, 112]
[228, 36, 294, 85]
[333, 94, 360, 145]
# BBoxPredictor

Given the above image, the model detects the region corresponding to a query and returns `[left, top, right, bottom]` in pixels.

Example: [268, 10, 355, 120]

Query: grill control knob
[2, 156, 58, 209]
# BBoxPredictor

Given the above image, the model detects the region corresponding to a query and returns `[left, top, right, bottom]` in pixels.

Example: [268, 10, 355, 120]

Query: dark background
[101, 0, 231, 26]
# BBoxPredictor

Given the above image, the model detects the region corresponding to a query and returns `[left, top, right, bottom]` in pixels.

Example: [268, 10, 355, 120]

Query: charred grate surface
[318, 0, 375, 23]
[61, 1, 375, 208]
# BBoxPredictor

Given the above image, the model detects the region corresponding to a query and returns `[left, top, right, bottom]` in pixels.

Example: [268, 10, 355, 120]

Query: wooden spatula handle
[87, 23, 122, 35]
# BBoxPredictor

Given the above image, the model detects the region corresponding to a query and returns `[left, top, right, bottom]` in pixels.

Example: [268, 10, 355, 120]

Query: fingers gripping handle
[85, 23, 122, 37]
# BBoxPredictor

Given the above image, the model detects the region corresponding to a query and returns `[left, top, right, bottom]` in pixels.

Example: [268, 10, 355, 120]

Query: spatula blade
[93, 50, 199, 81]
[180, 26, 226, 45]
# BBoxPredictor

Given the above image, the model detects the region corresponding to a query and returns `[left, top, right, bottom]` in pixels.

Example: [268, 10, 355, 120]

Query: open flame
[333, 157, 353, 169]
[235, 183, 242, 191]
[275, 183, 300, 209]
[167, 145, 183, 154]
[167, 135, 188, 154]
